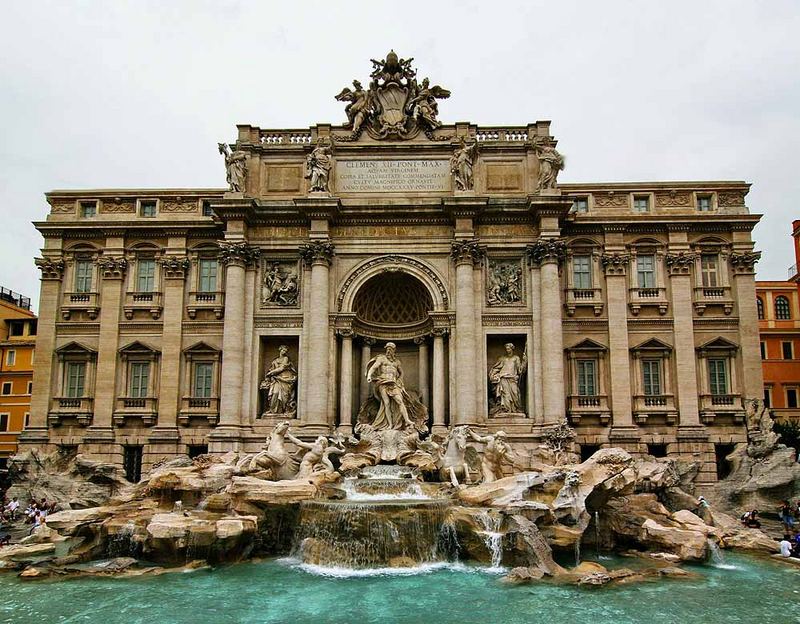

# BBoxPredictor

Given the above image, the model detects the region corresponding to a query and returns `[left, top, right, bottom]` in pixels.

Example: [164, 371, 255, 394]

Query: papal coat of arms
[335, 50, 450, 140]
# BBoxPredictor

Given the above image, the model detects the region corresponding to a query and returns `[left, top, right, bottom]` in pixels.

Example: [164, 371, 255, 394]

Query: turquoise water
[1, 554, 799, 624]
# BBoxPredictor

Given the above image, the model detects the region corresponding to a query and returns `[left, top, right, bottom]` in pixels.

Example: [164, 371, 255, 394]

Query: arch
[337, 255, 449, 313]
[567, 237, 601, 249]
[775, 295, 791, 320]
[756, 296, 764, 320]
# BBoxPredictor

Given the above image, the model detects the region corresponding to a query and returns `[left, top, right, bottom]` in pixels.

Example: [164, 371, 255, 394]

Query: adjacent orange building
[0, 287, 37, 467]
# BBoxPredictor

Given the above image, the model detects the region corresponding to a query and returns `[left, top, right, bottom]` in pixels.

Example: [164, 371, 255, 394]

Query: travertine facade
[20, 54, 763, 483]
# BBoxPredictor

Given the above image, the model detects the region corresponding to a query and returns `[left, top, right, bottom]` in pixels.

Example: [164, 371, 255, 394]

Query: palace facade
[20, 54, 763, 483]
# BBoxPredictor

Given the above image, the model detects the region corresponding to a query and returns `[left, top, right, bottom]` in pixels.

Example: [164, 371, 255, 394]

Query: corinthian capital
[450, 238, 485, 266]
[160, 256, 191, 279]
[729, 251, 761, 275]
[665, 252, 696, 276]
[600, 253, 630, 276]
[35, 256, 65, 280]
[299, 240, 335, 267]
[218, 241, 261, 267]
[97, 256, 128, 279]
[526, 238, 566, 267]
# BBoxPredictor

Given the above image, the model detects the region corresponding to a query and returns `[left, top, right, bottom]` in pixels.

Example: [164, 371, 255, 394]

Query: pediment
[183, 341, 220, 354]
[630, 337, 673, 352]
[565, 338, 607, 352]
[697, 337, 739, 352]
[119, 340, 160, 355]
[55, 341, 97, 355]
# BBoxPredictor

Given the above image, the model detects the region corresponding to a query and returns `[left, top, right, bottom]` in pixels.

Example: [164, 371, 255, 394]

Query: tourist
[4, 497, 19, 521]
[779, 535, 793, 558]
[696, 496, 712, 524]
[778, 501, 795, 530]
[741, 509, 761, 529]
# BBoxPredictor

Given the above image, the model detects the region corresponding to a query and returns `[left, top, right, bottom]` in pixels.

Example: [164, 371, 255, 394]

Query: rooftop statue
[305, 139, 332, 192]
[335, 50, 450, 140]
[218, 143, 247, 193]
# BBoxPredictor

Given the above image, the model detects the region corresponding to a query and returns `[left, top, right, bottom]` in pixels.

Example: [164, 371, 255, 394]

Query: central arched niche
[352, 271, 433, 339]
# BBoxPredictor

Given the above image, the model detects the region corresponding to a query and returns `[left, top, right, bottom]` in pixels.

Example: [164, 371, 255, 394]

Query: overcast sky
[2, 1, 799, 312]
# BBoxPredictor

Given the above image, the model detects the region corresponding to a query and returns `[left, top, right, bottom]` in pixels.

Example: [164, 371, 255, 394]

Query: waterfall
[574, 539, 581, 567]
[475, 511, 503, 569]
[707, 538, 736, 569]
[594, 511, 601, 556]
[106, 521, 141, 559]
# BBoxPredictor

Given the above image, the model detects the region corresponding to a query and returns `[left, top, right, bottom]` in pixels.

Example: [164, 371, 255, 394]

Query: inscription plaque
[336, 159, 450, 193]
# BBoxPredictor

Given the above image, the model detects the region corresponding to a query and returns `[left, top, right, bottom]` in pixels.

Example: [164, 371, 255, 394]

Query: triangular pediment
[183, 341, 220, 354]
[697, 337, 738, 352]
[55, 341, 96, 355]
[119, 340, 160, 355]
[565, 338, 607, 352]
[630, 337, 673, 352]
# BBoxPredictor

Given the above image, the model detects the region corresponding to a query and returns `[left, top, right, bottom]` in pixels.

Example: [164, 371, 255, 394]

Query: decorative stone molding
[35, 257, 65, 280]
[161, 200, 198, 213]
[665, 252, 696, 276]
[49, 201, 75, 214]
[654, 190, 691, 207]
[102, 199, 135, 213]
[299, 240, 335, 267]
[526, 238, 566, 267]
[593, 192, 627, 208]
[253, 317, 303, 328]
[97, 256, 128, 279]
[718, 190, 747, 207]
[729, 251, 761, 274]
[600, 253, 630, 276]
[160, 256, 191, 279]
[218, 241, 260, 267]
[336, 327, 355, 339]
[430, 327, 449, 337]
[450, 239, 485, 266]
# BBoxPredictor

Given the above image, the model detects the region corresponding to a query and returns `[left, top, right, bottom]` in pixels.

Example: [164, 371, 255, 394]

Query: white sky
[2, 1, 799, 312]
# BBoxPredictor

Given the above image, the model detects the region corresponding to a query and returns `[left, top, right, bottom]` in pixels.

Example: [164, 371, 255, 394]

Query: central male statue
[365, 342, 415, 430]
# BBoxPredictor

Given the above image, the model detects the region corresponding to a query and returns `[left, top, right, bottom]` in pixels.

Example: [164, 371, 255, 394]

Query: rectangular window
[198, 259, 218, 292]
[6, 350, 15, 366]
[202, 203, 213, 217]
[576, 359, 597, 396]
[648, 443, 668, 458]
[764, 387, 772, 408]
[193, 362, 214, 398]
[8, 321, 24, 337]
[708, 359, 728, 395]
[1, 382, 12, 395]
[136, 259, 156, 292]
[787, 388, 798, 409]
[701, 254, 719, 287]
[28, 320, 37, 336]
[123, 446, 143, 483]
[65, 362, 86, 398]
[26, 381, 32, 395]
[0, 413, 8, 432]
[572, 198, 588, 213]
[572, 255, 592, 289]
[129, 362, 150, 398]
[74, 260, 93, 293]
[760, 341, 767, 359]
[139, 200, 157, 217]
[782, 341, 793, 360]
[24, 413, 30, 429]
[188, 445, 208, 459]
[697, 195, 712, 212]
[633, 196, 650, 213]
[636, 255, 656, 288]
[642, 359, 662, 396]
[80, 201, 97, 218]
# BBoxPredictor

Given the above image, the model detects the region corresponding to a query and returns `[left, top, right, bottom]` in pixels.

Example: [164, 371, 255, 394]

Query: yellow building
[0, 287, 37, 467]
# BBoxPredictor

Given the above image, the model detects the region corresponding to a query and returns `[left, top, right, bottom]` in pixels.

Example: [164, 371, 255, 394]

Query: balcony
[628, 287, 668, 315]
[699, 393, 743, 424]
[178, 397, 220, 426]
[48, 397, 93, 426]
[61, 291, 100, 320]
[693, 285, 733, 315]
[113, 396, 158, 426]
[564, 288, 603, 316]
[187, 291, 225, 319]
[123, 291, 162, 320]
[633, 394, 677, 424]
[567, 394, 611, 424]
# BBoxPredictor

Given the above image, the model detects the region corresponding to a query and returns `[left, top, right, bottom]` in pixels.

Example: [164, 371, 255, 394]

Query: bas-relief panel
[485, 258, 524, 306]
[261, 259, 300, 308]
[484, 163, 523, 192]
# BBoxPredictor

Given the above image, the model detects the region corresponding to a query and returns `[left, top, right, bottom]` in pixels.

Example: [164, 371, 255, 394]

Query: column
[665, 251, 701, 426]
[301, 241, 334, 427]
[338, 329, 353, 434]
[359, 337, 373, 409]
[432, 329, 447, 433]
[450, 239, 482, 426]
[528, 261, 543, 424]
[415, 336, 430, 407]
[601, 251, 634, 431]
[530, 239, 566, 424]
[731, 252, 763, 399]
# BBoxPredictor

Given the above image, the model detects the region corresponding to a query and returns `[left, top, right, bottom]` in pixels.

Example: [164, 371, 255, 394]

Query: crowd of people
[738, 500, 800, 559]
[1, 491, 59, 544]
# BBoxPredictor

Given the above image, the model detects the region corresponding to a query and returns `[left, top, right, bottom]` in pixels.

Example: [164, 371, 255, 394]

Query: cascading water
[707, 538, 736, 569]
[474, 511, 504, 569]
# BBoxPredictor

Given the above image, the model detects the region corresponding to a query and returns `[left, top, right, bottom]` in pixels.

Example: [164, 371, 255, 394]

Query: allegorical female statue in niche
[260, 346, 297, 416]
[489, 342, 527, 415]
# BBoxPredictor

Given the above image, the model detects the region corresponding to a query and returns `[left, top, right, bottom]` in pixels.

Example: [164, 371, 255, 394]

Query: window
[708, 359, 728, 396]
[636, 255, 656, 288]
[193, 362, 214, 398]
[715, 443, 736, 479]
[136, 259, 156, 292]
[28, 320, 37, 336]
[782, 341, 794, 360]
[139, 200, 157, 217]
[775, 296, 791, 320]
[26, 381, 32, 395]
[648, 443, 668, 458]
[760, 341, 767, 359]
[202, 203, 213, 217]
[700, 254, 719, 287]
[697, 195, 713, 212]
[6, 350, 15, 366]
[24, 413, 30, 429]
[80, 201, 97, 218]
[198, 259, 218, 292]
[787, 388, 799, 409]
[188, 445, 208, 459]
[577, 359, 597, 396]
[580, 444, 600, 462]
[129, 362, 150, 398]
[74, 260, 93, 293]
[572, 198, 588, 213]
[8, 321, 24, 337]
[65, 362, 86, 397]
[642, 359, 662, 396]
[633, 196, 650, 213]
[764, 387, 772, 408]
[572, 255, 592, 289]
[0, 413, 8, 431]
[756, 297, 764, 319]
[123, 446, 143, 483]
[1, 382, 12, 395]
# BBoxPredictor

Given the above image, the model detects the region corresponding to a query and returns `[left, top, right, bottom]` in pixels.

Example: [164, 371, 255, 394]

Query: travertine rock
[227, 477, 318, 505]
[639, 519, 708, 561]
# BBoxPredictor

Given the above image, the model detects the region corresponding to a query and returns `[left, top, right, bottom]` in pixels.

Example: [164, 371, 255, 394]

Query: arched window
[756, 297, 764, 319]
[775, 295, 791, 320]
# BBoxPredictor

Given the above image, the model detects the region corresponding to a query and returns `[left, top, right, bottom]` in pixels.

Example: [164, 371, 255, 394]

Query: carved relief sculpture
[334, 80, 373, 135]
[218, 143, 247, 193]
[487, 261, 522, 305]
[534, 138, 565, 191]
[305, 139, 332, 192]
[467, 429, 521, 483]
[260, 346, 298, 417]
[488, 342, 527, 415]
[262, 261, 299, 306]
[450, 138, 477, 191]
